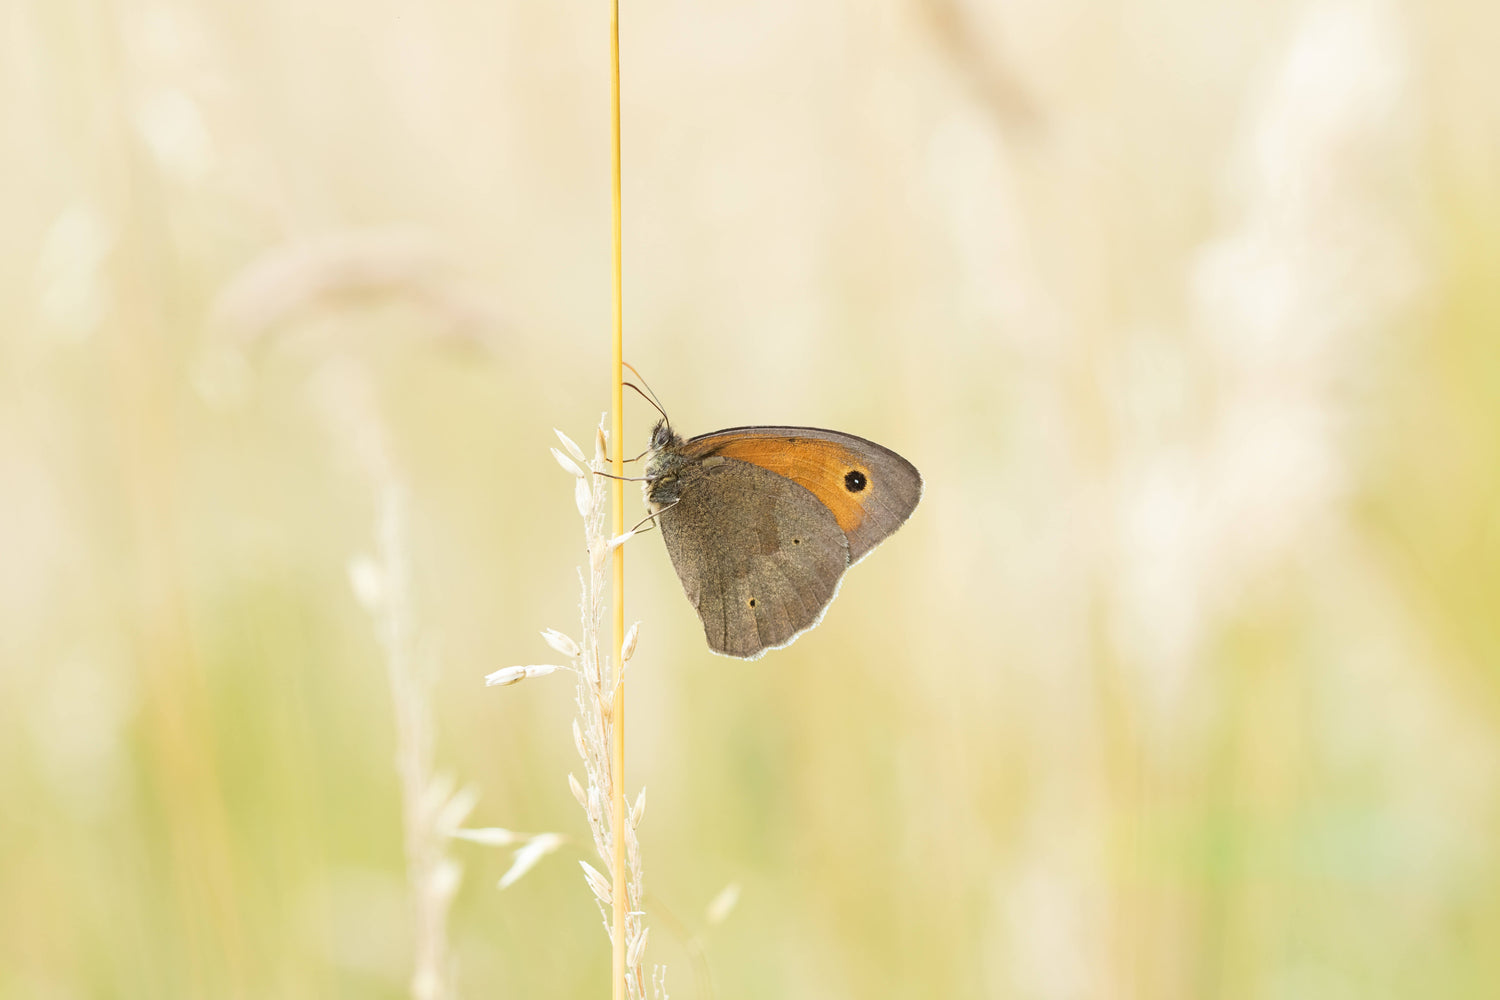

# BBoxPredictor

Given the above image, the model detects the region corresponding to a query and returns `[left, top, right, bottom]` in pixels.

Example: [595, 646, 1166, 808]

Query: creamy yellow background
[3, 1, 1498, 997]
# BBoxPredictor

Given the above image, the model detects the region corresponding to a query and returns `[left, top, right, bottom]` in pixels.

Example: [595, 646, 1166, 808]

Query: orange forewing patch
[684, 433, 870, 535]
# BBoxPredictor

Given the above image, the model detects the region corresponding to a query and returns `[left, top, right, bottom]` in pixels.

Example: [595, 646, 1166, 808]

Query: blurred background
[4, 0, 1498, 997]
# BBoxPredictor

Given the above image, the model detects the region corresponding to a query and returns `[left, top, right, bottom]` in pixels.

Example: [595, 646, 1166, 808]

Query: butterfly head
[643, 419, 687, 510]
[648, 419, 679, 453]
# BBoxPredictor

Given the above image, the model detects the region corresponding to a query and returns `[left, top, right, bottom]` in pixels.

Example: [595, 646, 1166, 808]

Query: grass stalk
[326, 366, 471, 1000]
[608, 1, 628, 998]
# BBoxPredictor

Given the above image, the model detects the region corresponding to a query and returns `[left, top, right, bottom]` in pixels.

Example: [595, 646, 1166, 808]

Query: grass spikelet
[557, 417, 665, 998]
[490, 417, 664, 995]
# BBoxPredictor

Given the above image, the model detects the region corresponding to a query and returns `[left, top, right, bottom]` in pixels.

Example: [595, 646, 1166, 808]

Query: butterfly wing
[659, 458, 849, 659]
[680, 426, 922, 562]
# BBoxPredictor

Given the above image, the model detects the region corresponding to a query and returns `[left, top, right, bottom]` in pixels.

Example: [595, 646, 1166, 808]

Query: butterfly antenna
[622, 361, 671, 426]
[623, 381, 670, 429]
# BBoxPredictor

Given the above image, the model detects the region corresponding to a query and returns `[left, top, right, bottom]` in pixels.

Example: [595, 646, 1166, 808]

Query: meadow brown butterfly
[643, 419, 922, 659]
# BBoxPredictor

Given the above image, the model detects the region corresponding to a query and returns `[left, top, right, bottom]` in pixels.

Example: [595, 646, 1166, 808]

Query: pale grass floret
[554, 428, 589, 464]
[542, 628, 583, 659]
[551, 447, 587, 479]
[483, 664, 563, 687]
[496, 833, 566, 890]
[572, 719, 589, 762]
[574, 477, 593, 519]
[620, 622, 641, 664]
[347, 555, 386, 611]
[704, 883, 741, 926]
[580, 859, 614, 905]
[448, 826, 528, 847]
[627, 926, 651, 968]
[607, 528, 642, 554]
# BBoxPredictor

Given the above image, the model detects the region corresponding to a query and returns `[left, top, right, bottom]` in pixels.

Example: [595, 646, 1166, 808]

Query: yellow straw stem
[608, 1, 628, 998]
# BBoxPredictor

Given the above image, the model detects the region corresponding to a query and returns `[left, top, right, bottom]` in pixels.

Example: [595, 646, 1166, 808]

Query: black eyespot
[792, 537, 801, 545]
[748, 598, 757, 608]
[844, 470, 867, 492]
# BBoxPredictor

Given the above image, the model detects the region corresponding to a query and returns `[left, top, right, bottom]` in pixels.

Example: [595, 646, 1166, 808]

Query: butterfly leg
[625, 499, 679, 537]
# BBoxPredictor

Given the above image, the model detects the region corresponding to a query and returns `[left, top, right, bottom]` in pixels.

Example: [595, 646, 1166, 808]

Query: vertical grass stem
[608, 1, 628, 998]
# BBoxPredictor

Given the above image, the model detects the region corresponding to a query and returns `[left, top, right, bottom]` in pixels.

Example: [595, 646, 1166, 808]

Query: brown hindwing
[658, 458, 848, 658]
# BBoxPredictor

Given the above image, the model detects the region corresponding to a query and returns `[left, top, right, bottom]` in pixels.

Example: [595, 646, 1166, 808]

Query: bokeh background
[4, 0, 1499, 997]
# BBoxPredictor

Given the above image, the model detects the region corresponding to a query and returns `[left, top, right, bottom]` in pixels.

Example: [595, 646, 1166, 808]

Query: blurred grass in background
[3, 0, 1499, 997]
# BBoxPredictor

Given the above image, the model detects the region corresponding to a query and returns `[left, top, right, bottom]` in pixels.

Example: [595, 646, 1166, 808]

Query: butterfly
[642, 420, 922, 659]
